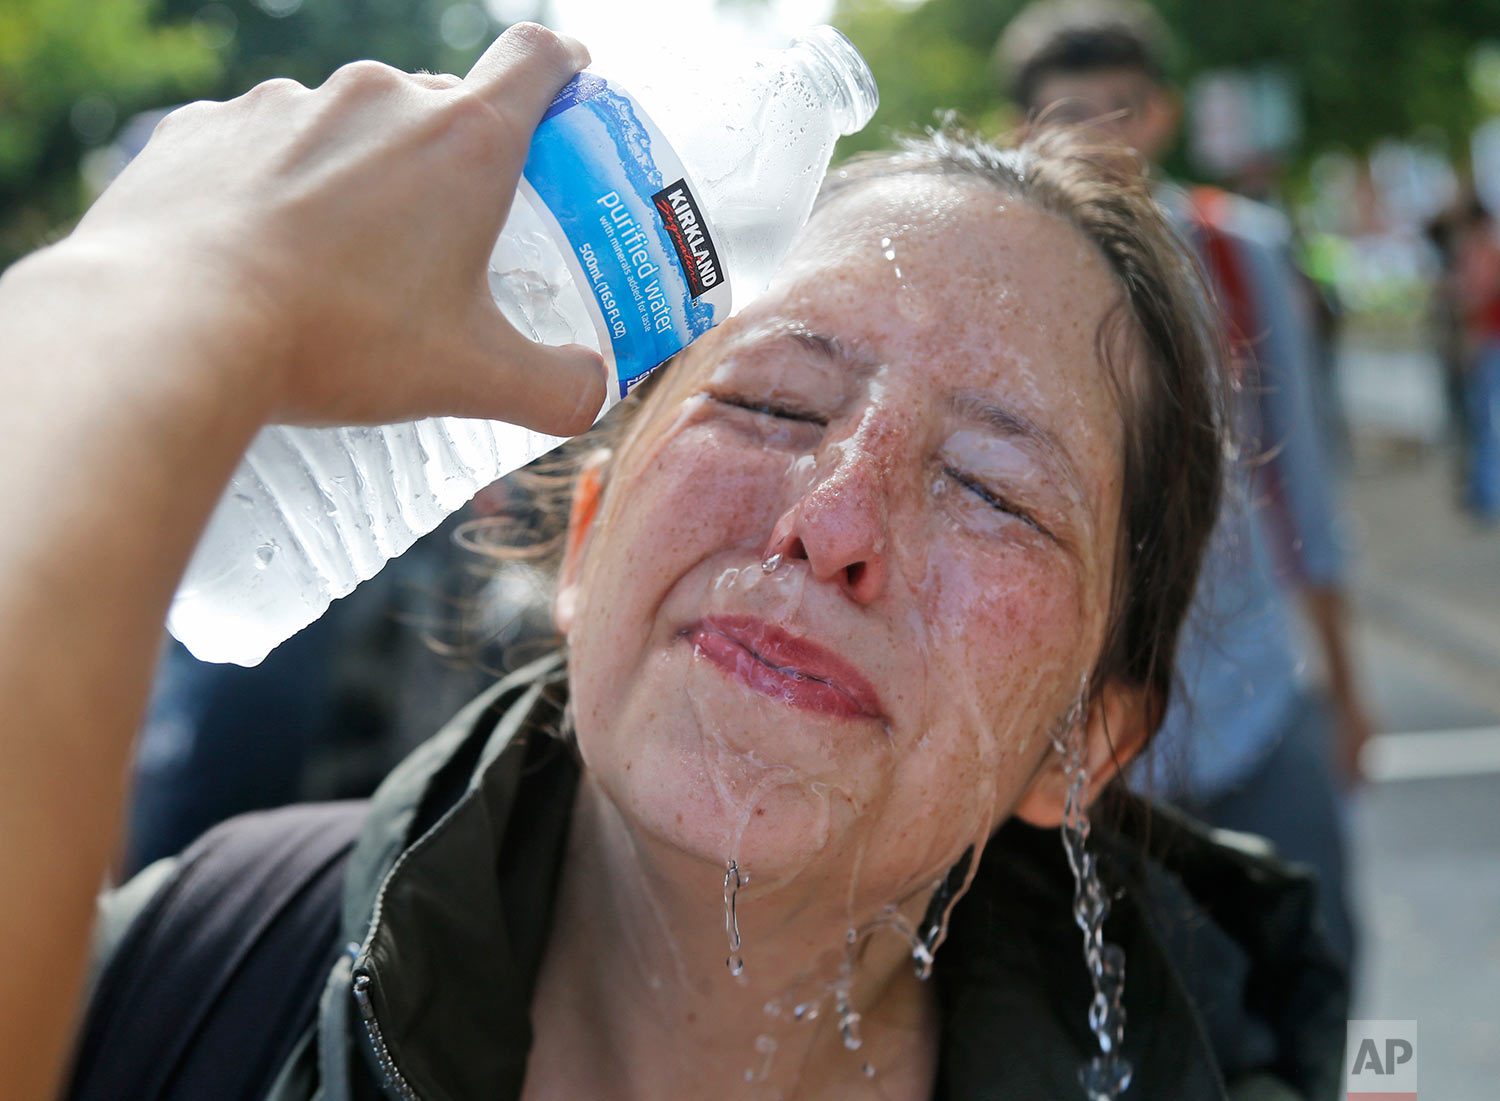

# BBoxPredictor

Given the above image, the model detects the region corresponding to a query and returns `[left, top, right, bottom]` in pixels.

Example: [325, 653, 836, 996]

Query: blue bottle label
[521, 72, 733, 404]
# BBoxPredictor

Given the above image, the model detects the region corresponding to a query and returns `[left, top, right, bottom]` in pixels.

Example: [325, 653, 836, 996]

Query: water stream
[1052, 705, 1133, 1100]
[725, 858, 746, 977]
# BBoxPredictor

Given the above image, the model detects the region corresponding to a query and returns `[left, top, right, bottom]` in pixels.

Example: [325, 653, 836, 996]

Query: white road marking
[1361, 726, 1500, 782]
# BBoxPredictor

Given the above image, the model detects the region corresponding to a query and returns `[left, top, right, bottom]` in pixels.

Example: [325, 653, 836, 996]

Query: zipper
[341, 674, 558, 1101]
[345, 745, 472, 1101]
[352, 970, 421, 1101]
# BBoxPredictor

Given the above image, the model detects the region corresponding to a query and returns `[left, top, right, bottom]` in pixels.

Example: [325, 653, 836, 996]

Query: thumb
[458, 302, 608, 436]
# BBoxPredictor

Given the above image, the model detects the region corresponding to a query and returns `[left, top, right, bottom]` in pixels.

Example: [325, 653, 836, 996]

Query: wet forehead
[768, 175, 1129, 448]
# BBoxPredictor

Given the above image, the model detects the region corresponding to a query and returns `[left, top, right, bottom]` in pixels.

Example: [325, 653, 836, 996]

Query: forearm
[1300, 583, 1374, 784]
[1300, 585, 1357, 709]
[0, 29, 598, 1092]
[0, 243, 270, 1098]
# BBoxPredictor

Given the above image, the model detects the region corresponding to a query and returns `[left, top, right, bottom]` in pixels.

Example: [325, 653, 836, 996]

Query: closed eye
[713, 394, 828, 426]
[943, 465, 1050, 538]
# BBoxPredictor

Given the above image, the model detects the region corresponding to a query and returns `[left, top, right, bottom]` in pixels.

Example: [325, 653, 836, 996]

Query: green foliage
[832, 0, 1500, 169]
[0, 0, 218, 262]
[148, 0, 495, 98]
[0, 0, 499, 267]
[10, 0, 1500, 267]
[832, 0, 1017, 157]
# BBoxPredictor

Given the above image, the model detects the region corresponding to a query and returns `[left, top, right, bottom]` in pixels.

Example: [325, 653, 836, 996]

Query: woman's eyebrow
[728, 321, 871, 377]
[786, 326, 851, 364]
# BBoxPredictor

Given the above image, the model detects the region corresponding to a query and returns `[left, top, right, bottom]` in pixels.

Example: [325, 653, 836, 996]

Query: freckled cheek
[914, 543, 1089, 730]
[585, 427, 803, 611]
[882, 554, 1091, 852]
[641, 427, 801, 531]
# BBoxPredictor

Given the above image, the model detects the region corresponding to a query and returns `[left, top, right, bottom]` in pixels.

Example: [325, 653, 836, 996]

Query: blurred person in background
[996, 0, 1370, 971]
[1425, 200, 1476, 498]
[1233, 158, 1350, 468]
[1448, 194, 1500, 520]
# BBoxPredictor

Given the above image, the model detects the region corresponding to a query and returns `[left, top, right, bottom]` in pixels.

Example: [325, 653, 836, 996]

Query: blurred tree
[149, 0, 500, 99]
[0, 0, 503, 268]
[832, 0, 1017, 160]
[832, 0, 1500, 174]
[12, 0, 1499, 267]
[0, 0, 218, 264]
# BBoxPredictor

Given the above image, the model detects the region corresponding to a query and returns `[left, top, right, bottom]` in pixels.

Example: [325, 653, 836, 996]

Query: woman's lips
[685, 615, 884, 721]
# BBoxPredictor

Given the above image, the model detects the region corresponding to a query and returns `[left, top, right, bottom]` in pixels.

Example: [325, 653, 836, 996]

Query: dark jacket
[94, 654, 1348, 1100]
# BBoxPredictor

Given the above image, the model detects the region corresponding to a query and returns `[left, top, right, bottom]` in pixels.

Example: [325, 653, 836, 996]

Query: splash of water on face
[710, 551, 810, 630]
[1051, 691, 1133, 1100]
[691, 318, 1092, 1084]
[877, 231, 935, 325]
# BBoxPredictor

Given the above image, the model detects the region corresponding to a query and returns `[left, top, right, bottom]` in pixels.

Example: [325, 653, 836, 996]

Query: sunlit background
[4, 0, 1500, 1093]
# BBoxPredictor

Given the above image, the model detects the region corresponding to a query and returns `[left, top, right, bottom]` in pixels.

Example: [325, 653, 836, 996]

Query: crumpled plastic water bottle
[168, 26, 878, 665]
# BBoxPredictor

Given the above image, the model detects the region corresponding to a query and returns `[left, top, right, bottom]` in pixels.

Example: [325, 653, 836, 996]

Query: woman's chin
[572, 643, 891, 882]
[591, 743, 868, 887]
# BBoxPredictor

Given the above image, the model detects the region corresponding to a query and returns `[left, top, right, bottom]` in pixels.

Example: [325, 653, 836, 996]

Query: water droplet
[724, 859, 745, 977]
[254, 542, 277, 569]
[838, 1010, 862, 1051]
[862, 1061, 876, 1078]
[834, 977, 863, 1051]
[761, 553, 782, 573]
[911, 942, 934, 981]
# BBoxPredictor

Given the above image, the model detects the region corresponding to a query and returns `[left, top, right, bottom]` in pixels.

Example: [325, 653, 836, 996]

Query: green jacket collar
[342, 653, 576, 1100]
[335, 655, 1346, 1101]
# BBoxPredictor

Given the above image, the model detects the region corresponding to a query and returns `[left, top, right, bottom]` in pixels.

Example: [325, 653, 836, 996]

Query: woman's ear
[1012, 679, 1155, 828]
[552, 449, 611, 636]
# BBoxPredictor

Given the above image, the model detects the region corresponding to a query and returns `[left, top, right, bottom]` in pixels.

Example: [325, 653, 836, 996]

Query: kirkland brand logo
[1346, 1020, 1417, 1101]
[651, 178, 723, 298]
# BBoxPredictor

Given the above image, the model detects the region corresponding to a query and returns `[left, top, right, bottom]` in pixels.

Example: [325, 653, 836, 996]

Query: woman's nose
[764, 459, 889, 605]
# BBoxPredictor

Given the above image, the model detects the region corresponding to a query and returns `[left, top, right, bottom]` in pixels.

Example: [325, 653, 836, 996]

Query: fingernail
[555, 32, 591, 70]
[566, 345, 607, 430]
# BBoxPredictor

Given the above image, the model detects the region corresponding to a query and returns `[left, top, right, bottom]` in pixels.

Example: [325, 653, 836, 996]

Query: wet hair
[995, 0, 1176, 111]
[454, 126, 1225, 743]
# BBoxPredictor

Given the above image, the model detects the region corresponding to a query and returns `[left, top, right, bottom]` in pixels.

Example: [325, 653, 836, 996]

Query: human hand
[55, 22, 606, 436]
[1334, 696, 1375, 787]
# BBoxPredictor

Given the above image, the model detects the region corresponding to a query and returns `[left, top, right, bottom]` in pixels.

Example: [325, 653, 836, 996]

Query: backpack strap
[1188, 185, 1259, 377]
[65, 800, 368, 1101]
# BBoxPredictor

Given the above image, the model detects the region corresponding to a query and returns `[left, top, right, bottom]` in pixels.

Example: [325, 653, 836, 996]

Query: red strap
[1190, 187, 1257, 378]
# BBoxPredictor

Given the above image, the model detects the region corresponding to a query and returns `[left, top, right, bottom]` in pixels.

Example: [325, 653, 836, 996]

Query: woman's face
[562, 175, 1132, 912]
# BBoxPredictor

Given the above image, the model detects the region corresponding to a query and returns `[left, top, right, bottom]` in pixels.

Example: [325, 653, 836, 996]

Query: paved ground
[1335, 338, 1500, 1096]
